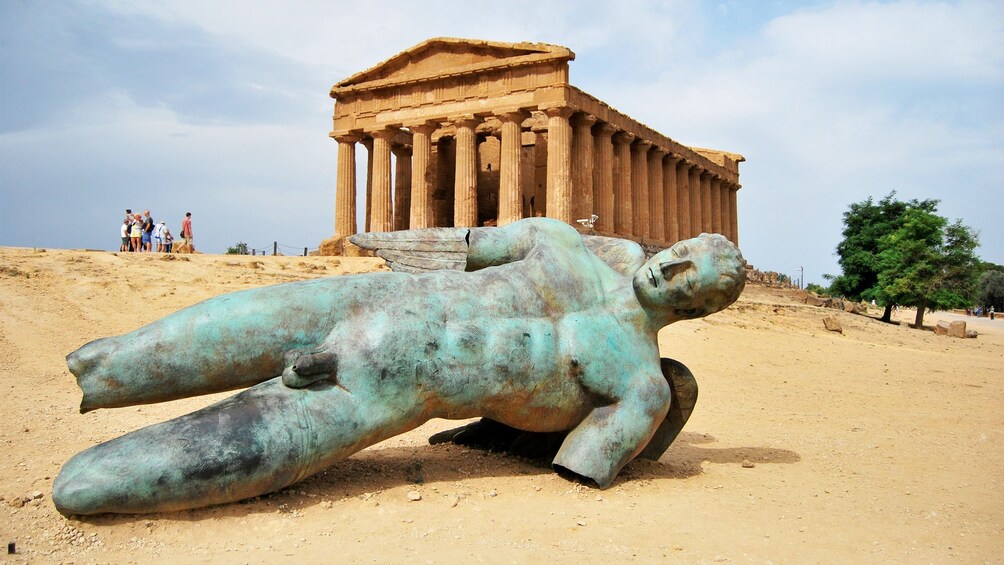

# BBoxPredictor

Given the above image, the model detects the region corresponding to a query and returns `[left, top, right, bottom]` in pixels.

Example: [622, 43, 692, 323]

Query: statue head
[632, 234, 746, 323]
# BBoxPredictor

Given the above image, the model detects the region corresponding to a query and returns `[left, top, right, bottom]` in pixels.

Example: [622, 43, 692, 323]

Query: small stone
[576, 520, 586, 526]
[742, 460, 755, 468]
[822, 316, 842, 333]
[673, 545, 684, 551]
[31, 491, 43, 500]
[595, 495, 603, 501]
[449, 496, 460, 508]
[9, 498, 24, 508]
[486, 490, 497, 497]
[407, 491, 422, 502]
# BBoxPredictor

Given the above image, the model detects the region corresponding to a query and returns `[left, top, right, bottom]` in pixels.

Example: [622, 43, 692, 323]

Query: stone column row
[333, 110, 739, 246]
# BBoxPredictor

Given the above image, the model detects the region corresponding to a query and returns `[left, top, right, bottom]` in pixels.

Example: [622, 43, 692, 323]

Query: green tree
[804, 282, 829, 296]
[828, 192, 937, 322]
[226, 242, 249, 255]
[871, 208, 980, 327]
[978, 269, 1004, 311]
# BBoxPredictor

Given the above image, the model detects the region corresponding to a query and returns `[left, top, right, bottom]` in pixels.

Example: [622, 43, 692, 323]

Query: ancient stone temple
[321, 37, 743, 254]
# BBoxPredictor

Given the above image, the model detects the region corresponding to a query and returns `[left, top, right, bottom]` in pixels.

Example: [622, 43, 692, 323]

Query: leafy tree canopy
[978, 270, 1004, 311]
[829, 193, 981, 326]
[828, 192, 937, 302]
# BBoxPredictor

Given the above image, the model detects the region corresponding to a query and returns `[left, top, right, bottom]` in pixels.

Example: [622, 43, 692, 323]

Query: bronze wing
[350, 227, 645, 277]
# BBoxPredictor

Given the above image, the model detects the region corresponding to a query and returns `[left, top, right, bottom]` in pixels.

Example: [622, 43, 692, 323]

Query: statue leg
[67, 278, 358, 412]
[53, 377, 419, 515]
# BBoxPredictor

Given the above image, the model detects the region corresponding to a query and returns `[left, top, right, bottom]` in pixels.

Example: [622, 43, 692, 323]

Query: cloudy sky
[1, 0, 1001, 284]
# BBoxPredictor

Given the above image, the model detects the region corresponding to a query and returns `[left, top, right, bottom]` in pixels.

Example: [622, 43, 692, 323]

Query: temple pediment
[332, 37, 574, 95]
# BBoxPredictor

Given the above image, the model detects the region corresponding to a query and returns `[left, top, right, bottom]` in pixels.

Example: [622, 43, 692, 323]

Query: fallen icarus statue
[53, 218, 745, 515]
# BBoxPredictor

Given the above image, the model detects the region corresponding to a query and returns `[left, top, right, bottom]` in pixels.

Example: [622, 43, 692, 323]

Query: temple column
[613, 131, 635, 236]
[571, 113, 597, 223]
[452, 115, 482, 227]
[649, 148, 666, 241]
[496, 110, 528, 226]
[730, 184, 740, 246]
[664, 156, 681, 243]
[689, 166, 703, 236]
[407, 121, 437, 229]
[544, 106, 574, 223]
[367, 128, 396, 233]
[362, 138, 374, 232]
[677, 161, 692, 239]
[710, 178, 718, 236]
[592, 123, 617, 233]
[701, 172, 713, 234]
[726, 181, 734, 238]
[392, 145, 412, 231]
[631, 140, 652, 238]
[334, 133, 359, 237]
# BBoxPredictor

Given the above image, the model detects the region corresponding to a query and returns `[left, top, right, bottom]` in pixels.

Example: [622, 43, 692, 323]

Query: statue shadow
[618, 431, 801, 482]
[79, 430, 800, 525]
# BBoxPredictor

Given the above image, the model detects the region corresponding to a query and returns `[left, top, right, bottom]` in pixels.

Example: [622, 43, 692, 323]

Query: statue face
[633, 234, 746, 320]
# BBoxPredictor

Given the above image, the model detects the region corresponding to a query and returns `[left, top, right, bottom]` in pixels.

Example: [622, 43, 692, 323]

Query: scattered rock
[823, 316, 843, 333]
[406, 490, 422, 502]
[947, 321, 967, 338]
[936, 320, 973, 338]
[805, 295, 824, 307]
[31, 491, 43, 500]
[449, 495, 460, 508]
[9, 497, 24, 508]
[966, 330, 978, 339]
[742, 459, 756, 468]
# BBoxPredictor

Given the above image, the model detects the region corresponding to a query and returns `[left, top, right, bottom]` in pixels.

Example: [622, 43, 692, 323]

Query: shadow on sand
[78, 430, 800, 525]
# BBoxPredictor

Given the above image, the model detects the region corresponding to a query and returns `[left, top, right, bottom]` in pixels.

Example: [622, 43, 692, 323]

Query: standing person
[120, 220, 130, 252]
[130, 214, 143, 252]
[124, 210, 135, 251]
[163, 226, 174, 253]
[181, 212, 194, 251]
[142, 211, 154, 252]
[153, 221, 166, 252]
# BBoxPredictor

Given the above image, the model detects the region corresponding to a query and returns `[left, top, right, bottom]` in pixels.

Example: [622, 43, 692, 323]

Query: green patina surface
[54, 218, 745, 515]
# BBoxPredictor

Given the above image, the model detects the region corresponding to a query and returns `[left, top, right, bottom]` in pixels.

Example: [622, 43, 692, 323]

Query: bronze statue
[53, 218, 745, 515]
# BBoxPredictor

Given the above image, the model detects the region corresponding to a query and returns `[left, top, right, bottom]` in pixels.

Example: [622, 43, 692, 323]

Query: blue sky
[1, 0, 1001, 284]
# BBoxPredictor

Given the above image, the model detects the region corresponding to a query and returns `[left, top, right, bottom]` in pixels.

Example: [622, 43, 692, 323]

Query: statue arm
[552, 370, 671, 488]
[465, 218, 584, 271]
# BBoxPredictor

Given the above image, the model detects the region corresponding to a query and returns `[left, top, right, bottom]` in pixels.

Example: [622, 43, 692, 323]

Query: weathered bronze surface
[53, 218, 744, 515]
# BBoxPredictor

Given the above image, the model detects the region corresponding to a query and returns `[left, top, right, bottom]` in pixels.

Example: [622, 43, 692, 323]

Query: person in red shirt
[181, 212, 194, 250]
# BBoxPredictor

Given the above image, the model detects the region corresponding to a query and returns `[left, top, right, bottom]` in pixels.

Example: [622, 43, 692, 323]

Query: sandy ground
[0, 246, 1001, 564]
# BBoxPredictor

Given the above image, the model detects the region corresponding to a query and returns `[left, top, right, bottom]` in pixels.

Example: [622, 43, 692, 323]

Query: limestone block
[948, 321, 967, 338]
[823, 316, 842, 333]
[934, 321, 950, 335]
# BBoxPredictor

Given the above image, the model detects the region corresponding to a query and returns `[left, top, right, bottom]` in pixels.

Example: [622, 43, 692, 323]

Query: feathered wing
[351, 226, 645, 277]
[349, 228, 470, 273]
[581, 235, 646, 277]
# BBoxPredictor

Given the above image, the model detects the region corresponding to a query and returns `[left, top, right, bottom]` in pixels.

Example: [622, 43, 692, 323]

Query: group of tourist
[965, 305, 996, 320]
[120, 209, 193, 253]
